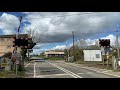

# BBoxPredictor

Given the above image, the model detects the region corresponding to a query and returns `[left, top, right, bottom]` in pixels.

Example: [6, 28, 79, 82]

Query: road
[25, 59, 119, 78]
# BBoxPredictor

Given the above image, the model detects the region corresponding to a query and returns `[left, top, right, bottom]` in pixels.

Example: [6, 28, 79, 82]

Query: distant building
[0, 34, 30, 57]
[83, 50, 102, 61]
[44, 50, 65, 58]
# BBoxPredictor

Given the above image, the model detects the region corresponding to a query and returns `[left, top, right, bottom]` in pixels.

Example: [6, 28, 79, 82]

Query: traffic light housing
[13, 37, 36, 49]
[99, 39, 110, 47]
[13, 37, 28, 47]
[15, 38, 28, 47]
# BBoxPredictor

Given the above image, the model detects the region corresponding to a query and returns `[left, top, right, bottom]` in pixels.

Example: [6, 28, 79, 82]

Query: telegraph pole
[116, 30, 120, 58]
[72, 31, 75, 61]
[65, 42, 68, 61]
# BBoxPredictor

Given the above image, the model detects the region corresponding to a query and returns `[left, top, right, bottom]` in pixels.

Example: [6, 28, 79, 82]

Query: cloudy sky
[0, 12, 120, 55]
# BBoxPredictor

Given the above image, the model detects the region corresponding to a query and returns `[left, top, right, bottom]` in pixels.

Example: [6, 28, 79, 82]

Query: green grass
[47, 57, 64, 60]
[0, 70, 26, 78]
[35, 55, 45, 58]
[32, 55, 65, 60]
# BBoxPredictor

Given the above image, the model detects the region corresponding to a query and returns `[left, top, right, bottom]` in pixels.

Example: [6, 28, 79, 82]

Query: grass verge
[0, 70, 26, 78]
[47, 57, 64, 60]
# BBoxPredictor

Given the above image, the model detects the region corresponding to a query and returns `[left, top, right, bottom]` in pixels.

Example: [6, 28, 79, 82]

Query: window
[96, 54, 100, 58]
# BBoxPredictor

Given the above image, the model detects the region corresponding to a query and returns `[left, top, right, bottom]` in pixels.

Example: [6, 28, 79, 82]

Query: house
[44, 50, 65, 58]
[0, 34, 30, 57]
[83, 50, 102, 61]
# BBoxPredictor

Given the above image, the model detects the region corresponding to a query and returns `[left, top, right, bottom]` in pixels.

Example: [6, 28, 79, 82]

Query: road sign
[101, 47, 105, 55]
[1, 58, 8, 67]
[16, 60, 19, 64]
[101, 46, 112, 55]
[0, 58, 11, 70]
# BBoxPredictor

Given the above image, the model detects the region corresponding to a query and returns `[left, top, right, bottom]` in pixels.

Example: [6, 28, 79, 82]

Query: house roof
[0, 34, 29, 38]
[45, 51, 65, 55]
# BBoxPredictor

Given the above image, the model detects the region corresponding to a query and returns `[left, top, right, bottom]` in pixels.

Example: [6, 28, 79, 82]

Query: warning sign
[0, 58, 11, 71]
[1, 58, 9, 67]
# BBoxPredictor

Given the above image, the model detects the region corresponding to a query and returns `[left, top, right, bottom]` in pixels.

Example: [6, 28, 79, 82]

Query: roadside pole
[101, 47, 105, 67]
[112, 56, 117, 70]
[72, 31, 75, 61]
[102, 55, 104, 67]
[15, 29, 18, 77]
[107, 56, 109, 68]
[16, 62, 17, 76]
[15, 16, 22, 77]
[27, 49, 30, 61]
[116, 32, 120, 58]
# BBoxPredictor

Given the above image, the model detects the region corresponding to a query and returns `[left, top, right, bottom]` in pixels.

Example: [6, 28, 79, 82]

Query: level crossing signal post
[99, 39, 110, 68]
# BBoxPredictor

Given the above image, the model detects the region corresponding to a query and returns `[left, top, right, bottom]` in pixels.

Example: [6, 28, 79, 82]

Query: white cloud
[42, 34, 117, 52]
[33, 44, 44, 49]
[21, 12, 120, 54]
[0, 13, 20, 34]
[32, 34, 118, 54]
[51, 45, 66, 50]
[22, 12, 120, 43]
[33, 48, 48, 54]
[73, 34, 117, 47]
[85, 34, 116, 46]
[85, 39, 96, 45]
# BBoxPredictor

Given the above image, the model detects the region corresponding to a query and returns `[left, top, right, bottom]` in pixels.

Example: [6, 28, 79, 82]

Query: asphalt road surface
[25, 59, 119, 78]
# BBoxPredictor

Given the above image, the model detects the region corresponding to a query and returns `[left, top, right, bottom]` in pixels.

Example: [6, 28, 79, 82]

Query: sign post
[16, 60, 19, 77]
[101, 47, 105, 67]
[16, 62, 17, 77]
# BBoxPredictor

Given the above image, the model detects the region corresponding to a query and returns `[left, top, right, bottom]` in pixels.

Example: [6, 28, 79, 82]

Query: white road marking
[25, 63, 30, 67]
[86, 72, 94, 74]
[46, 61, 82, 78]
[100, 72, 120, 77]
[34, 62, 36, 78]
[101, 70, 111, 73]
[62, 62, 120, 77]
[35, 73, 69, 78]
[77, 73, 85, 74]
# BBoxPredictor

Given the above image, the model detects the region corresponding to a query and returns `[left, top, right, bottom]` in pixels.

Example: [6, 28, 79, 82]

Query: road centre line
[46, 61, 82, 78]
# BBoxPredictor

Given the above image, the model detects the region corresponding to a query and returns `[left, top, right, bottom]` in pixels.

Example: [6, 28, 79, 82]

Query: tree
[68, 45, 84, 61]
[27, 28, 42, 43]
[21, 48, 27, 60]
[86, 45, 100, 50]
[75, 39, 87, 49]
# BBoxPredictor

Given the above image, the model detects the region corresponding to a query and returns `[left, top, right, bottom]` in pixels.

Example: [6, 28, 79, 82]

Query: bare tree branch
[26, 28, 42, 43]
